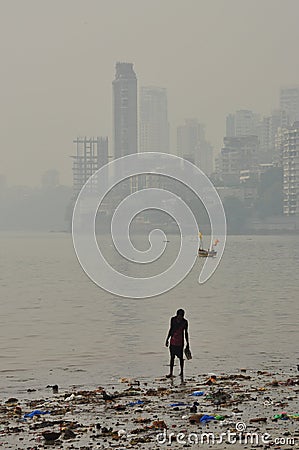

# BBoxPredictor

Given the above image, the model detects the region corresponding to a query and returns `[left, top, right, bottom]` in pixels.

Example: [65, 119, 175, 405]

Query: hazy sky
[1, 0, 299, 186]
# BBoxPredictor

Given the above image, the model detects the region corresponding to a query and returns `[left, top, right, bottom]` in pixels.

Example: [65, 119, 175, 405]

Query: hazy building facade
[259, 109, 289, 164]
[226, 113, 235, 137]
[218, 135, 259, 184]
[280, 86, 299, 125]
[198, 140, 214, 176]
[225, 110, 259, 138]
[71, 136, 108, 195]
[113, 62, 138, 159]
[235, 110, 259, 137]
[282, 122, 299, 215]
[139, 86, 169, 153]
[258, 115, 271, 160]
[177, 119, 213, 175]
[274, 126, 286, 167]
[177, 119, 201, 164]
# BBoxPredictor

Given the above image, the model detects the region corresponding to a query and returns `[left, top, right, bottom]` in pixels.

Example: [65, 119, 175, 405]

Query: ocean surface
[0, 232, 298, 396]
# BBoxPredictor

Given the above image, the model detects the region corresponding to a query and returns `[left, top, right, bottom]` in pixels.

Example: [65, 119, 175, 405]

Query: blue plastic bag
[127, 400, 144, 407]
[24, 410, 51, 419]
[200, 414, 215, 423]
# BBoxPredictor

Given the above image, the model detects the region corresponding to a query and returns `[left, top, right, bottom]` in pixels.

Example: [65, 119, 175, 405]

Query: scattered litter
[127, 400, 144, 407]
[273, 413, 289, 420]
[24, 410, 51, 419]
[189, 390, 205, 396]
[64, 393, 76, 401]
[200, 414, 215, 423]
[1, 369, 298, 448]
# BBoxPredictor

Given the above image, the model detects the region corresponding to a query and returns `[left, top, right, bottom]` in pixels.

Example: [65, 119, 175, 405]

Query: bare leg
[166, 354, 175, 378]
[179, 357, 184, 379]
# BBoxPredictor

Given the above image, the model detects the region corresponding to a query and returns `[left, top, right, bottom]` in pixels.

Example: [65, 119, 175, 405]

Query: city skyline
[2, 70, 298, 189]
[1, 0, 299, 186]
[1, 81, 298, 190]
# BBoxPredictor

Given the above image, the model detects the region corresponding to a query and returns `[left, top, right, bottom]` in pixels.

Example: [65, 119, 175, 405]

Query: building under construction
[71, 136, 108, 196]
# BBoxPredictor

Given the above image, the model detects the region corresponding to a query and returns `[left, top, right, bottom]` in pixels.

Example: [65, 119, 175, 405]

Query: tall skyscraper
[199, 140, 214, 176]
[235, 110, 259, 137]
[112, 62, 138, 159]
[226, 110, 259, 138]
[139, 86, 169, 153]
[177, 119, 213, 175]
[177, 119, 202, 164]
[280, 86, 299, 125]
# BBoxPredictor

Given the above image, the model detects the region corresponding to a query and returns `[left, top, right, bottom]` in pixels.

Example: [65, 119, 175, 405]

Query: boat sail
[198, 232, 218, 258]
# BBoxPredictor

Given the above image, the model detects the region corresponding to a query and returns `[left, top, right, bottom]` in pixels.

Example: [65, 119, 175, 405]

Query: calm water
[0, 232, 298, 395]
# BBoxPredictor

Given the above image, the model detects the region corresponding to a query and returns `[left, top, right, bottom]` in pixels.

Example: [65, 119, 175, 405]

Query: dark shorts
[170, 344, 183, 359]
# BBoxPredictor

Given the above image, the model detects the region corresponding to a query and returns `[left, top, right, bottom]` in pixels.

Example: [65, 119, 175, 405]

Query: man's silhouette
[165, 309, 189, 380]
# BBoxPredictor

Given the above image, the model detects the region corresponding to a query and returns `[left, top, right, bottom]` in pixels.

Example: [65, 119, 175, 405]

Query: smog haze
[1, 0, 299, 185]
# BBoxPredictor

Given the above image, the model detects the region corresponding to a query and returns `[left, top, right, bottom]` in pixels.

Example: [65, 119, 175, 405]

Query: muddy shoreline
[1, 367, 298, 449]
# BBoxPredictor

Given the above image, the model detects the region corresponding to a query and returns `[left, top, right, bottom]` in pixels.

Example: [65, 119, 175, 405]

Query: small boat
[198, 233, 218, 258]
[198, 248, 217, 258]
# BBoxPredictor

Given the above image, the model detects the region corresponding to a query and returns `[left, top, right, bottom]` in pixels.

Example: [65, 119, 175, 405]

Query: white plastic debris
[118, 429, 127, 437]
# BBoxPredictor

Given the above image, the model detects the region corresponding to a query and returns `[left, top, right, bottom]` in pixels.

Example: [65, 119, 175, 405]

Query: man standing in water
[165, 309, 189, 379]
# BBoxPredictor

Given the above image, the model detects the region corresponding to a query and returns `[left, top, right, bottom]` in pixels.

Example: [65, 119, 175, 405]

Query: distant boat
[198, 232, 218, 258]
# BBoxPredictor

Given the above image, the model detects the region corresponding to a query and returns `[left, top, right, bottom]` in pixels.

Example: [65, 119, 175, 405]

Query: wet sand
[1, 367, 298, 449]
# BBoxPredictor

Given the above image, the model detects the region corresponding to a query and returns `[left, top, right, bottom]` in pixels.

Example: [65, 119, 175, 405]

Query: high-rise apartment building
[280, 86, 299, 125]
[226, 110, 259, 137]
[112, 62, 138, 159]
[139, 86, 169, 153]
[235, 110, 259, 137]
[177, 119, 201, 164]
[282, 122, 299, 215]
[177, 119, 213, 175]
[259, 109, 289, 163]
[218, 135, 259, 184]
[198, 140, 214, 176]
[258, 115, 271, 159]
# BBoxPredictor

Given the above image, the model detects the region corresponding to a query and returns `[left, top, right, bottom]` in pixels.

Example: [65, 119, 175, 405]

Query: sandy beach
[1, 367, 298, 449]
